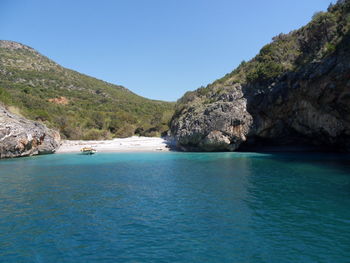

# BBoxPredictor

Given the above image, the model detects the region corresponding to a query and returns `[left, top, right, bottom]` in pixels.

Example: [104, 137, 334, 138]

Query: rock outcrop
[171, 86, 253, 151]
[0, 105, 61, 158]
[171, 1, 350, 152]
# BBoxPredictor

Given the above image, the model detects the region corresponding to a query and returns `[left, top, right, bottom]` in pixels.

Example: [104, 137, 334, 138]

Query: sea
[0, 152, 349, 263]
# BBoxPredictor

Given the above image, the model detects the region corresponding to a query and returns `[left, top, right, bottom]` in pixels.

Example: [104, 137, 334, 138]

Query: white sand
[56, 136, 171, 153]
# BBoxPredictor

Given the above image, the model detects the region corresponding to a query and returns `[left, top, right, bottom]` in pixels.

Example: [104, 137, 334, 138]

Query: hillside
[0, 41, 174, 139]
[171, 0, 350, 151]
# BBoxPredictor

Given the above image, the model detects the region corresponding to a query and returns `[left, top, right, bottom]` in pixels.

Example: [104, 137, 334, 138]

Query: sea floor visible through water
[0, 152, 350, 263]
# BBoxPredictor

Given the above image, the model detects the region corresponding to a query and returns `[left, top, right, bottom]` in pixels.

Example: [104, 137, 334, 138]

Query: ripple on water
[0, 152, 350, 263]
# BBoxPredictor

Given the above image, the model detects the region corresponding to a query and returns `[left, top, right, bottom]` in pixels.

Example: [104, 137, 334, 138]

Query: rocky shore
[170, 2, 350, 152]
[171, 44, 350, 152]
[0, 105, 60, 158]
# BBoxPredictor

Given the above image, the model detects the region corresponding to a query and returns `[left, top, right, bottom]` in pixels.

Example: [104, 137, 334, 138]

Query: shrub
[325, 42, 336, 54]
[246, 61, 283, 83]
[83, 129, 112, 140]
[114, 124, 135, 138]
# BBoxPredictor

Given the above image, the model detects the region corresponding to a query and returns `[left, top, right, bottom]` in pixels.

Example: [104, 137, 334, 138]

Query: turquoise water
[0, 152, 350, 263]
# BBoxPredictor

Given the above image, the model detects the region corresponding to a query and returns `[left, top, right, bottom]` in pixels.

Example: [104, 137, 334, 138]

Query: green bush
[0, 87, 13, 105]
[246, 61, 283, 83]
[114, 124, 135, 138]
[325, 42, 336, 54]
[83, 129, 112, 140]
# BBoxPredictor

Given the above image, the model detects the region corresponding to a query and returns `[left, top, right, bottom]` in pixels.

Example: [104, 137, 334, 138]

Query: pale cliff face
[0, 105, 60, 158]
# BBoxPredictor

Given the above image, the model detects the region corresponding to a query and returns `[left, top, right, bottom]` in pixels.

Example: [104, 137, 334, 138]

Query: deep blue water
[0, 152, 350, 263]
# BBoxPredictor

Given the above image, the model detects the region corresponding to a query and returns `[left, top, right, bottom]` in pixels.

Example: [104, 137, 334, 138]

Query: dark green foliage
[172, 0, 350, 119]
[0, 45, 175, 139]
[246, 61, 284, 83]
[0, 88, 12, 105]
[325, 42, 337, 53]
[83, 129, 112, 140]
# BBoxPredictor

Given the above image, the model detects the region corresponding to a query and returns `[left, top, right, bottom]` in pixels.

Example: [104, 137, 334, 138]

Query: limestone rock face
[243, 44, 350, 151]
[0, 105, 61, 158]
[171, 34, 350, 152]
[172, 87, 253, 151]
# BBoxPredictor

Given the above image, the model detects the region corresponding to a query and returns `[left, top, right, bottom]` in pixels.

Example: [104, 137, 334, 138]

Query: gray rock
[171, 37, 350, 152]
[172, 86, 253, 151]
[0, 105, 61, 158]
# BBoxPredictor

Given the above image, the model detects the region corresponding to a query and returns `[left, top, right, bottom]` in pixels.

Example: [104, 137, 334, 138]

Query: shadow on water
[241, 151, 350, 262]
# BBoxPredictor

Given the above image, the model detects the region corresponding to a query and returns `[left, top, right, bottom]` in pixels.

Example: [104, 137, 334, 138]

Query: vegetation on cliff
[171, 0, 350, 151]
[174, 0, 350, 114]
[0, 41, 174, 139]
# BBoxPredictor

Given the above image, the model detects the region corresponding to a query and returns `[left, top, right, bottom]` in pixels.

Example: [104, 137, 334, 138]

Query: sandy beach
[56, 136, 171, 153]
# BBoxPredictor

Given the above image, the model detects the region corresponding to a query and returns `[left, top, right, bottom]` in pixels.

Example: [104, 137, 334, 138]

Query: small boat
[80, 147, 97, 155]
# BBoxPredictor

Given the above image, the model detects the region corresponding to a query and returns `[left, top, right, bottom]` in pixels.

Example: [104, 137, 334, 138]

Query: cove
[0, 152, 350, 263]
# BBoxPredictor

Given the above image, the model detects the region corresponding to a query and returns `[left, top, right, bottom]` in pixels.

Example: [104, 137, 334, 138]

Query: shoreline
[56, 136, 171, 153]
[55, 138, 344, 155]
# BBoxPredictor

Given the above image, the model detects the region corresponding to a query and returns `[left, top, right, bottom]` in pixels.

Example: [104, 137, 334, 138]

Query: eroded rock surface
[171, 1, 350, 152]
[172, 86, 253, 151]
[172, 47, 350, 151]
[0, 105, 60, 158]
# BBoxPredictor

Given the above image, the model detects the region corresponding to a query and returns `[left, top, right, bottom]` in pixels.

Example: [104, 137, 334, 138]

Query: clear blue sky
[1, 0, 333, 101]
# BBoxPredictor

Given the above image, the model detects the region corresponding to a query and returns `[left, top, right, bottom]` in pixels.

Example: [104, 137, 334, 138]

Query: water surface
[0, 152, 349, 262]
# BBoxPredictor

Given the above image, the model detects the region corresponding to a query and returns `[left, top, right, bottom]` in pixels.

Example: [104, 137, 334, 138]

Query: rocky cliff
[0, 105, 60, 158]
[171, 0, 350, 152]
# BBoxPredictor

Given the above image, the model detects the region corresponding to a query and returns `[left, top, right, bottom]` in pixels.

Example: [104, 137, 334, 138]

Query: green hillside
[175, 0, 350, 112]
[0, 41, 174, 139]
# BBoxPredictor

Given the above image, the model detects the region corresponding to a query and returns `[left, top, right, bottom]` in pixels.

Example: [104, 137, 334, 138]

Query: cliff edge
[171, 1, 350, 152]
